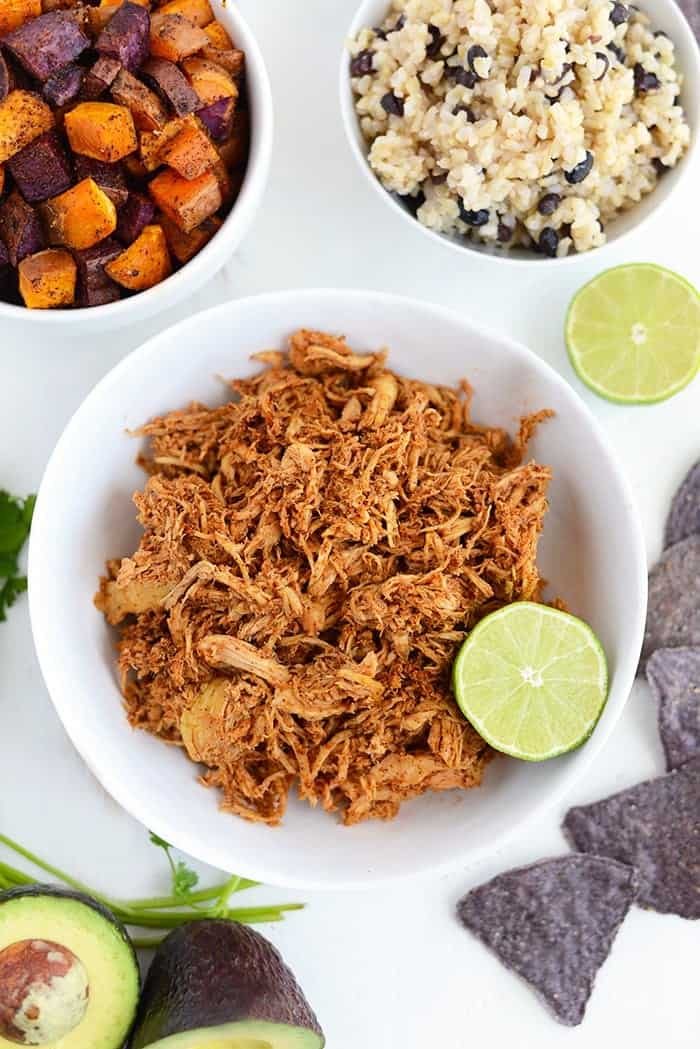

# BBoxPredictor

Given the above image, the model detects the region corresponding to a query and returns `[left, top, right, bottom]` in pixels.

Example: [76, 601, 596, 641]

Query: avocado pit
[0, 939, 89, 1045]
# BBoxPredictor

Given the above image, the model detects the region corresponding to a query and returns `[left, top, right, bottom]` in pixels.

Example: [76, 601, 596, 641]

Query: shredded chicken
[96, 330, 553, 825]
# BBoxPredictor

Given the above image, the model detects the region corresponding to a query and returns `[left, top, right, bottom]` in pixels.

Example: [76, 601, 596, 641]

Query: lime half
[565, 263, 700, 404]
[452, 603, 608, 761]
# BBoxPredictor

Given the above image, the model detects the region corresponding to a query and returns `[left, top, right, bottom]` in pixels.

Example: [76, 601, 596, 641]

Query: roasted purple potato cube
[141, 56, 198, 116]
[2, 11, 90, 82]
[77, 279, 121, 306]
[95, 2, 149, 73]
[115, 190, 154, 244]
[196, 97, 235, 141]
[0, 191, 45, 266]
[0, 53, 9, 104]
[7, 129, 72, 203]
[73, 156, 128, 208]
[91, 55, 121, 88]
[73, 236, 122, 288]
[43, 62, 84, 106]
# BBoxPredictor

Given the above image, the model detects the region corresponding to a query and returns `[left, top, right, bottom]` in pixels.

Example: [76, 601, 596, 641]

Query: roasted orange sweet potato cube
[0, 0, 42, 34]
[149, 166, 221, 232]
[122, 151, 148, 179]
[159, 211, 220, 262]
[43, 177, 117, 249]
[111, 68, 168, 131]
[181, 56, 237, 105]
[65, 102, 137, 162]
[217, 108, 248, 170]
[150, 12, 208, 61]
[158, 0, 210, 26]
[0, 91, 54, 164]
[18, 248, 76, 308]
[203, 20, 230, 49]
[139, 114, 192, 170]
[105, 223, 171, 289]
[160, 117, 218, 179]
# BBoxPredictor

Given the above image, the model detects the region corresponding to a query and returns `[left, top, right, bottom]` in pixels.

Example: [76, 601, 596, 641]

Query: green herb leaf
[173, 860, 199, 900]
[0, 492, 35, 622]
[148, 832, 172, 850]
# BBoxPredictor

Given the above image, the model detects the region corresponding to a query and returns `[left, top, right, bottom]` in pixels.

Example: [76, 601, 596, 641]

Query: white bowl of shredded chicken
[28, 290, 646, 889]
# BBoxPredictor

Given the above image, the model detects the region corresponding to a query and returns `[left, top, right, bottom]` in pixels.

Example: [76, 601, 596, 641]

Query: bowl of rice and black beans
[342, 0, 698, 259]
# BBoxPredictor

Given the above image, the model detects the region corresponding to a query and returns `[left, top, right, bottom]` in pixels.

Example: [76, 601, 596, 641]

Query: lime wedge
[452, 603, 608, 761]
[565, 263, 700, 404]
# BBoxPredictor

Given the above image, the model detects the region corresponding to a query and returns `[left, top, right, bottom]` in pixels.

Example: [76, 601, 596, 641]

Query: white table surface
[1, 1, 699, 1045]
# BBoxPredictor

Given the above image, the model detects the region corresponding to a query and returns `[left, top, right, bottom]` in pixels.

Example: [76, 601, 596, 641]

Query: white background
[1, 1, 699, 1045]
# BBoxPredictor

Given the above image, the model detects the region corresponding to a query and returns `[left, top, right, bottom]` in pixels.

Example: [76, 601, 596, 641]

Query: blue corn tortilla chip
[457, 855, 638, 1026]
[564, 756, 700, 919]
[640, 534, 700, 671]
[664, 460, 700, 548]
[647, 647, 700, 770]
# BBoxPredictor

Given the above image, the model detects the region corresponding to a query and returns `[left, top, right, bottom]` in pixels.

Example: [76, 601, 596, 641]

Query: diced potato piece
[0, 91, 54, 164]
[158, 0, 210, 25]
[199, 43, 243, 76]
[88, 0, 149, 33]
[43, 177, 117, 250]
[181, 56, 237, 105]
[111, 67, 168, 131]
[203, 20, 231, 49]
[217, 109, 248, 169]
[139, 112, 194, 170]
[18, 248, 76, 308]
[65, 102, 137, 162]
[150, 11, 208, 62]
[160, 117, 218, 179]
[159, 211, 220, 262]
[105, 223, 171, 289]
[0, 0, 42, 35]
[148, 166, 221, 232]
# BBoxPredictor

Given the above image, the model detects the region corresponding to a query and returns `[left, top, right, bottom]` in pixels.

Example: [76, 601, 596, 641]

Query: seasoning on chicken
[96, 330, 553, 825]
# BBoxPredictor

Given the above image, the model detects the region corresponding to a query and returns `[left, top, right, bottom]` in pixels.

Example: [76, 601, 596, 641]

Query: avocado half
[130, 920, 325, 1049]
[0, 884, 139, 1048]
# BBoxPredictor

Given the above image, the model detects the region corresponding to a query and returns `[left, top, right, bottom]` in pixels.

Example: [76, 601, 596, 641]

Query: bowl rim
[28, 288, 648, 889]
[338, 0, 700, 267]
[0, 0, 274, 327]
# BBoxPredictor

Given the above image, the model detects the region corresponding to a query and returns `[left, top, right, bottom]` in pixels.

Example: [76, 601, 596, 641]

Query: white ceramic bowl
[29, 289, 647, 889]
[339, 0, 700, 265]
[0, 0, 273, 332]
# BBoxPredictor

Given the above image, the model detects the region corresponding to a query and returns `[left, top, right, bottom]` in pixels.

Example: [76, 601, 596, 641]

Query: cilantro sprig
[0, 831, 302, 949]
[0, 491, 36, 621]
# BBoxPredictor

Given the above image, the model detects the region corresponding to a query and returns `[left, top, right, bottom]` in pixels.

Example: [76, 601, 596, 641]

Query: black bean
[610, 2, 629, 24]
[445, 64, 478, 88]
[652, 157, 669, 175]
[633, 63, 660, 93]
[459, 203, 490, 226]
[381, 91, 404, 116]
[350, 49, 374, 77]
[538, 227, 559, 257]
[467, 45, 488, 77]
[565, 150, 594, 184]
[537, 192, 561, 215]
[594, 51, 610, 80]
[426, 23, 445, 59]
[607, 42, 626, 63]
[398, 189, 426, 215]
[497, 221, 513, 242]
[453, 103, 476, 121]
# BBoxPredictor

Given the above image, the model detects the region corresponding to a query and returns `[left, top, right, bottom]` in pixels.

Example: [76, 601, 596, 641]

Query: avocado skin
[130, 920, 324, 1048]
[0, 883, 139, 975]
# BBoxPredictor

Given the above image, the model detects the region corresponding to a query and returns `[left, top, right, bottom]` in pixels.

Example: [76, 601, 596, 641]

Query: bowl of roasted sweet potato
[0, 0, 272, 327]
